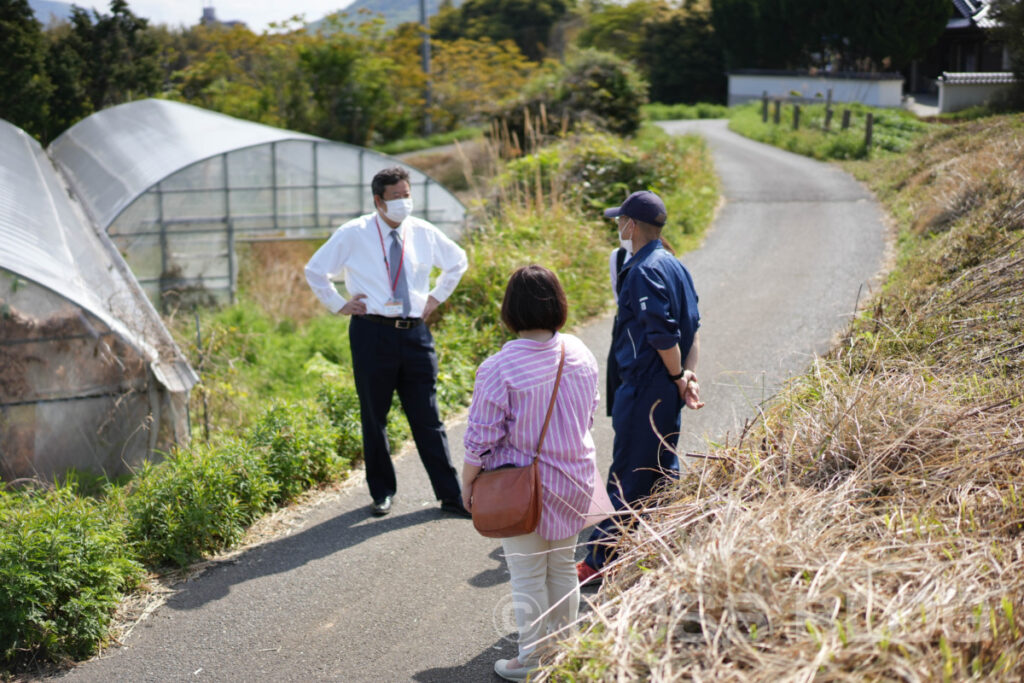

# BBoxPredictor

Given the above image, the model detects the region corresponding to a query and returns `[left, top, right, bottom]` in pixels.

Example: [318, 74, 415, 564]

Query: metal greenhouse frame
[49, 99, 468, 308]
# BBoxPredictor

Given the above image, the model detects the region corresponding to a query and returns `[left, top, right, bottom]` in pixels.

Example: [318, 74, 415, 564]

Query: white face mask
[618, 218, 633, 253]
[381, 197, 413, 223]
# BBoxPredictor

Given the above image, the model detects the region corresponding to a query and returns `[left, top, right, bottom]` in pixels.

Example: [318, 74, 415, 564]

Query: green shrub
[317, 382, 364, 460]
[124, 445, 258, 568]
[643, 102, 729, 121]
[491, 48, 648, 147]
[497, 126, 717, 252]
[0, 487, 141, 665]
[246, 399, 346, 504]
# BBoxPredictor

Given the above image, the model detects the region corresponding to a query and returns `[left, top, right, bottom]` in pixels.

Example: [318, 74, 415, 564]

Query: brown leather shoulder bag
[470, 342, 565, 539]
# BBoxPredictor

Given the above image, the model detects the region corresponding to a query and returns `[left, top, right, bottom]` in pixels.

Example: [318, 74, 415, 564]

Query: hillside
[540, 115, 1024, 680]
[308, 0, 465, 32]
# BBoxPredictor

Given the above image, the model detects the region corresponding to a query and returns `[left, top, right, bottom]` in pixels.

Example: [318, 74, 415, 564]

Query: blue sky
[128, 1, 356, 32]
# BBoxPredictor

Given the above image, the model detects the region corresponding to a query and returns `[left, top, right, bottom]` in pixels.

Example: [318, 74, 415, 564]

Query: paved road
[55, 120, 886, 682]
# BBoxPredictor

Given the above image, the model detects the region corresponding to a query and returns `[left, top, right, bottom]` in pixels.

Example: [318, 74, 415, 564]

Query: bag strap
[534, 341, 566, 459]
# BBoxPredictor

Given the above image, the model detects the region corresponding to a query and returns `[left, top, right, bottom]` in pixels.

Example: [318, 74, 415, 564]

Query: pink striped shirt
[464, 332, 601, 540]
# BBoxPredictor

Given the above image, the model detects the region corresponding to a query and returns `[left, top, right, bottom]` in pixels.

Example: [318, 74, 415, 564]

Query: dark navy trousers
[349, 316, 461, 504]
[585, 375, 682, 569]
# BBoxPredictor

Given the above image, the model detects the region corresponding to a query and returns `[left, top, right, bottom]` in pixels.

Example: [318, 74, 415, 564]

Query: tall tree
[816, 0, 949, 72]
[709, 0, 817, 70]
[432, 0, 572, 62]
[41, 0, 161, 139]
[68, 0, 161, 109]
[576, 0, 660, 66]
[580, 1, 725, 104]
[710, 0, 949, 72]
[299, 17, 412, 144]
[0, 0, 52, 138]
[41, 22, 91, 142]
[991, 0, 1024, 105]
[641, 2, 725, 104]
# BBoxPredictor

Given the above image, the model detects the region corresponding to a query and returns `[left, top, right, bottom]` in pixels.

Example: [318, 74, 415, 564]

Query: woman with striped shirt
[462, 265, 601, 681]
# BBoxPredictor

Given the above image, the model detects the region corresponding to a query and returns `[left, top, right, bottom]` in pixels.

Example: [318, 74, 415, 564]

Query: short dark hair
[372, 167, 410, 198]
[500, 265, 568, 333]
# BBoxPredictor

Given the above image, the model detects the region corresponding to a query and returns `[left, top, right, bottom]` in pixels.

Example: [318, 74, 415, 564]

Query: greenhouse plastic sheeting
[50, 99, 466, 238]
[48, 99, 321, 232]
[0, 119, 175, 363]
[1, 117, 197, 480]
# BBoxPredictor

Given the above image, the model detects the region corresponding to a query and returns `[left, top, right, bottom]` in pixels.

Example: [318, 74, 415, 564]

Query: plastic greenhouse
[49, 99, 468, 308]
[0, 119, 198, 483]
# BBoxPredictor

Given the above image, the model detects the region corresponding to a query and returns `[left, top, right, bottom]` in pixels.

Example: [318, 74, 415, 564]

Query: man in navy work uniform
[305, 166, 471, 519]
[578, 190, 704, 584]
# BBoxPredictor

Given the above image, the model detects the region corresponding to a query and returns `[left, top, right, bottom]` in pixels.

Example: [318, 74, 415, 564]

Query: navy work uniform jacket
[612, 239, 700, 387]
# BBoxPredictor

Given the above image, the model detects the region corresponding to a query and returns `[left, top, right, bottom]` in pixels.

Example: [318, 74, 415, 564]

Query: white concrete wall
[729, 74, 904, 107]
[938, 81, 1016, 113]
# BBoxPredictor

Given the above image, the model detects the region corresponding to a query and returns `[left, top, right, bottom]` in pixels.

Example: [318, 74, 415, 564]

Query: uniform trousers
[584, 376, 682, 570]
[349, 316, 460, 503]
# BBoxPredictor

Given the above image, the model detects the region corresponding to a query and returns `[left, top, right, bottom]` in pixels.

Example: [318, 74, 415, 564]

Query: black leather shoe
[370, 495, 393, 516]
[440, 499, 472, 519]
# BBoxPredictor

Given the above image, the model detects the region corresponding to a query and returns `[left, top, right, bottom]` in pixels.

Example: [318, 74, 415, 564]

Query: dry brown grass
[539, 115, 1024, 681]
[236, 240, 322, 324]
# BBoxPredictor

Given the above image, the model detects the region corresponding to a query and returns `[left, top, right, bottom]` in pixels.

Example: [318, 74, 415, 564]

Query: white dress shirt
[305, 212, 468, 317]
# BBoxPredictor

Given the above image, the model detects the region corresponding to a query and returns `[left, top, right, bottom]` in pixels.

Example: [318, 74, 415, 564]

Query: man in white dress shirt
[305, 167, 470, 518]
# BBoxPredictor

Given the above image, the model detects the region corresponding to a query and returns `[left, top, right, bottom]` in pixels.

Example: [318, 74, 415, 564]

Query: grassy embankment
[728, 100, 934, 159]
[541, 115, 1024, 680]
[0, 123, 718, 672]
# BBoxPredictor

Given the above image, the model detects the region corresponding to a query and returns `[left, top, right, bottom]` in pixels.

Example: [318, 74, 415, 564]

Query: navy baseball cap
[603, 190, 667, 228]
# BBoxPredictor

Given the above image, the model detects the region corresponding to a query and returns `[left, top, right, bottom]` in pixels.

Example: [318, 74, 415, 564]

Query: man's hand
[339, 293, 367, 316]
[677, 370, 705, 410]
[422, 295, 440, 321]
[683, 379, 704, 410]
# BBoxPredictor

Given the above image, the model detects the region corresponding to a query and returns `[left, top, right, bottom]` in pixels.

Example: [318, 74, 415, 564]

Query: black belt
[360, 314, 423, 329]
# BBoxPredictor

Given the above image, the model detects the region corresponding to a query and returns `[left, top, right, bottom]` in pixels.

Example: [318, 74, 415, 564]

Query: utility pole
[420, 0, 433, 136]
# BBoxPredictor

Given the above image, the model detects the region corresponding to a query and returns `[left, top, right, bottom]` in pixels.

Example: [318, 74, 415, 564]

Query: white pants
[500, 532, 580, 663]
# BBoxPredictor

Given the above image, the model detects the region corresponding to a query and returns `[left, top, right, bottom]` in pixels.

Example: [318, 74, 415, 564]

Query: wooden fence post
[773, 99, 781, 124]
[865, 112, 874, 148]
[793, 104, 801, 130]
[841, 109, 851, 130]
[762, 91, 768, 122]
[824, 108, 833, 131]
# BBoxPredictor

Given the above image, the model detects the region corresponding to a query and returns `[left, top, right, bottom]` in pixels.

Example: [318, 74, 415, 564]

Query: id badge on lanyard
[383, 299, 403, 317]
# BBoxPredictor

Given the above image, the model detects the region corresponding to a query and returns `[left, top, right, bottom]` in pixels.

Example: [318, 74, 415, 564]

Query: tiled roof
[940, 71, 1017, 84]
[950, 0, 997, 29]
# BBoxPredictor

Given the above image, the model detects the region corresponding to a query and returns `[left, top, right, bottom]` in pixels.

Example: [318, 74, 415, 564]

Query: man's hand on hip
[339, 293, 367, 316]
[422, 295, 440, 321]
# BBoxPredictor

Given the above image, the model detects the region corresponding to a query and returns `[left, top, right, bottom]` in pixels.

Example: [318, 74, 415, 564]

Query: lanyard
[375, 216, 405, 295]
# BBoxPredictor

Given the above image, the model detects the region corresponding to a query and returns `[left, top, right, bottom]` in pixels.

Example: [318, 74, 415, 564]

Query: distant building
[200, 4, 246, 29]
[908, 0, 1010, 94]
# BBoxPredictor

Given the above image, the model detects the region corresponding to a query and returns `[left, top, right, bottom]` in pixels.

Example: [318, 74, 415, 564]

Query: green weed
[0, 487, 141, 665]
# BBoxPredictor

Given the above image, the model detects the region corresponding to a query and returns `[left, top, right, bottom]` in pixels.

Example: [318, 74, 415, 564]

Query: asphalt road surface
[54, 120, 887, 682]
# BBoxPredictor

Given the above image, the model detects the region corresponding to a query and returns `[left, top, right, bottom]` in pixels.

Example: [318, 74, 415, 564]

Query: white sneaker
[494, 657, 538, 681]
